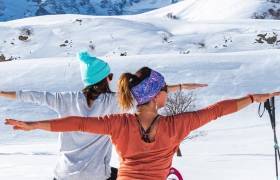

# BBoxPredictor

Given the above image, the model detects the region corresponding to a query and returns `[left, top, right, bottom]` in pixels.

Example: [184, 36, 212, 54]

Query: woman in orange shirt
[5, 67, 280, 180]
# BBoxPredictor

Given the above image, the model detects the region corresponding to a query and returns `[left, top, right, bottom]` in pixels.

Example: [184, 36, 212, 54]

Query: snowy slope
[145, 0, 280, 20]
[0, 1, 280, 180]
[0, 15, 280, 61]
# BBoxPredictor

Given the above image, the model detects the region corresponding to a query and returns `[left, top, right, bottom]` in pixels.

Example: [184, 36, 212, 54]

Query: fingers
[262, 94, 271, 101]
[5, 119, 18, 125]
[5, 119, 29, 130]
[5, 119, 25, 126]
[13, 126, 22, 130]
[252, 92, 280, 103]
[272, 92, 280, 96]
[253, 91, 280, 99]
[13, 126, 28, 131]
[199, 84, 208, 87]
[193, 83, 208, 87]
[191, 83, 208, 88]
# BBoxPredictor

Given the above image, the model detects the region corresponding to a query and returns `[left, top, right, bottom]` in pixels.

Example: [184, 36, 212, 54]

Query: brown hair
[82, 76, 112, 107]
[117, 67, 151, 110]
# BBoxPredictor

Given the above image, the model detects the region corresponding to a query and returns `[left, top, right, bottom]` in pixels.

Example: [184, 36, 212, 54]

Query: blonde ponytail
[117, 67, 151, 110]
[118, 73, 135, 110]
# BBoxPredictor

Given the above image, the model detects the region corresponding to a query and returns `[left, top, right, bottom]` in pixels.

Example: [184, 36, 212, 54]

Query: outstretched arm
[236, 92, 280, 110]
[0, 91, 16, 100]
[1, 90, 60, 110]
[174, 91, 280, 140]
[5, 119, 51, 131]
[5, 116, 104, 133]
[5, 114, 125, 136]
[192, 92, 280, 130]
[167, 83, 207, 92]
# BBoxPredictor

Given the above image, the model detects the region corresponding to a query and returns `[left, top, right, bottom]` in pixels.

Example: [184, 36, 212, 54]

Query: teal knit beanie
[78, 51, 111, 87]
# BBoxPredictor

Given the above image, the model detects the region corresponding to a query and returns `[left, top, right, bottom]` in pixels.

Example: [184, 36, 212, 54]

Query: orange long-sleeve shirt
[50, 99, 238, 180]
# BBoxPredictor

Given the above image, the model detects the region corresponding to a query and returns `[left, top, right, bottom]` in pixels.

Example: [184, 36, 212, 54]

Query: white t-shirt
[17, 91, 122, 180]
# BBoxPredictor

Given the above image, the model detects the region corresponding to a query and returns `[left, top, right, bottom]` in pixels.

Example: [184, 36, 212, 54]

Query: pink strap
[167, 167, 183, 180]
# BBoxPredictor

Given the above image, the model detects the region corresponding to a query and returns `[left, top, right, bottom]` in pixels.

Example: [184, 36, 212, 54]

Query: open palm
[5, 119, 34, 131]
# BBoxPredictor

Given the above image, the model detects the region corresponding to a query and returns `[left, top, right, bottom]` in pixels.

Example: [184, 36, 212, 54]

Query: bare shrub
[165, 91, 196, 116]
[164, 90, 196, 156]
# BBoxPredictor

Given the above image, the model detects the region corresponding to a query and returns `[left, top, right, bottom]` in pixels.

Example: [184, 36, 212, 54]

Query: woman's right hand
[5, 119, 35, 131]
[181, 83, 208, 90]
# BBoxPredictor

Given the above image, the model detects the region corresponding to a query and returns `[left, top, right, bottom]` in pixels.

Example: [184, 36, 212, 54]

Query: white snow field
[0, 0, 280, 179]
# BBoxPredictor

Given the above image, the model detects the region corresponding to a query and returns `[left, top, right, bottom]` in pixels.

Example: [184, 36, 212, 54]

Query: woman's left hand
[252, 91, 280, 103]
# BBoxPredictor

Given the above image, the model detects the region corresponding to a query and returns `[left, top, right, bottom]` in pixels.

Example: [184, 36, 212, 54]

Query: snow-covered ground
[0, 0, 280, 179]
[145, 0, 280, 20]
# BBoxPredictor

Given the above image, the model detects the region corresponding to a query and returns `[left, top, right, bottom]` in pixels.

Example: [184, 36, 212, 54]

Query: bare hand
[181, 83, 208, 90]
[5, 119, 34, 131]
[252, 91, 280, 103]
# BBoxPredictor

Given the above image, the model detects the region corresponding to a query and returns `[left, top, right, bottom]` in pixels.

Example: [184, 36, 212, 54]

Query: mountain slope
[0, 14, 280, 61]
[0, 0, 179, 21]
[145, 0, 280, 20]
[1, 0, 280, 21]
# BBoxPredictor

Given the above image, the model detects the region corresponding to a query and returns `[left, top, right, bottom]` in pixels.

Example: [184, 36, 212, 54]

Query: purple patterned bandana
[131, 70, 166, 105]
